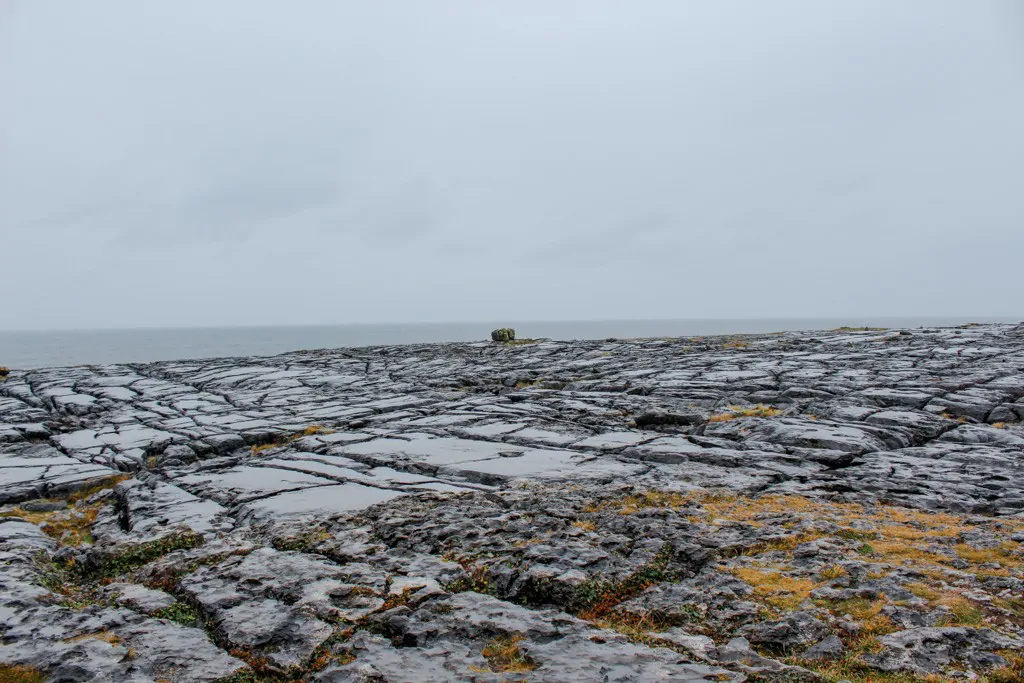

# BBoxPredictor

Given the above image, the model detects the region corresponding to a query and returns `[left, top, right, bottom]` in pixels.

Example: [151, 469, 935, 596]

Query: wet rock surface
[2, 322, 1024, 681]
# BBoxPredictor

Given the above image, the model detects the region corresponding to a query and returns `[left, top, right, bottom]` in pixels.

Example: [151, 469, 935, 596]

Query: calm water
[0, 317, 1018, 370]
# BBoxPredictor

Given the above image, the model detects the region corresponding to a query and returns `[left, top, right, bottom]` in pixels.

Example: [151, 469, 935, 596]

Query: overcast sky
[1, 1, 1022, 330]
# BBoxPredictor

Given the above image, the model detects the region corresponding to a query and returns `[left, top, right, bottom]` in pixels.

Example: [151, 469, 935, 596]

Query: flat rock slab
[0, 446, 122, 505]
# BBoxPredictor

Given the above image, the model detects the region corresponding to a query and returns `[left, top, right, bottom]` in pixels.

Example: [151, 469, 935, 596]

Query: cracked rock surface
[2, 323, 1024, 681]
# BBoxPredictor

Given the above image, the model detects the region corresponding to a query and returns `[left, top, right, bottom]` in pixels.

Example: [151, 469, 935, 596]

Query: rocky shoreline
[2, 323, 1023, 682]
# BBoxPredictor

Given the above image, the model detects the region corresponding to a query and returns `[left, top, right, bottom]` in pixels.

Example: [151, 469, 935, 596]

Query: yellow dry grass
[0, 475, 132, 547]
[584, 490, 695, 515]
[40, 506, 103, 546]
[0, 665, 46, 683]
[478, 634, 538, 673]
[729, 567, 817, 611]
[818, 564, 847, 580]
[251, 425, 336, 453]
[906, 582, 986, 626]
[955, 543, 1021, 565]
[64, 631, 123, 646]
[707, 404, 783, 422]
[301, 425, 334, 436]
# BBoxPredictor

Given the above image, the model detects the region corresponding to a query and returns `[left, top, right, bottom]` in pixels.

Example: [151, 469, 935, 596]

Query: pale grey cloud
[1, 0, 1022, 329]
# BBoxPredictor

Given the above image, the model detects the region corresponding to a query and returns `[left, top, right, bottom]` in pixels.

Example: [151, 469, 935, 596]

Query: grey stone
[21, 499, 68, 512]
[803, 634, 844, 661]
[713, 637, 825, 680]
[744, 611, 830, 648]
[104, 582, 177, 613]
[214, 598, 334, 670]
[862, 627, 1023, 674]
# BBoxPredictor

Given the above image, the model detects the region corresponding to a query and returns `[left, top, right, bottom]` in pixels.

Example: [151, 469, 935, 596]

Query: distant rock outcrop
[490, 327, 516, 342]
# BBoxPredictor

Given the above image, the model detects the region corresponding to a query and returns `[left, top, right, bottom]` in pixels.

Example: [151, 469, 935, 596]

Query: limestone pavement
[2, 323, 1023, 681]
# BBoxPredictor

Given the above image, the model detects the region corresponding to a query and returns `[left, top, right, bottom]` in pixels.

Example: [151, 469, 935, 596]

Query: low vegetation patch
[67, 529, 205, 580]
[707, 404, 783, 422]
[152, 601, 203, 626]
[574, 546, 678, 619]
[0, 664, 45, 683]
[251, 425, 335, 453]
[478, 634, 538, 673]
[441, 555, 498, 596]
[584, 490, 695, 515]
[272, 529, 330, 553]
[1, 476, 132, 549]
[572, 489, 1023, 679]
[571, 519, 597, 532]
[729, 567, 817, 611]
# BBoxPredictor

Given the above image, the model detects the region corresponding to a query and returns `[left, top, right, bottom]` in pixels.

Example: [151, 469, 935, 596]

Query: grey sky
[2, 1, 1022, 330]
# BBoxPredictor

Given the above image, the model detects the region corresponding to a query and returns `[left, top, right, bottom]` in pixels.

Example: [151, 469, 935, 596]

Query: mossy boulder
[491, 328, 516, 342]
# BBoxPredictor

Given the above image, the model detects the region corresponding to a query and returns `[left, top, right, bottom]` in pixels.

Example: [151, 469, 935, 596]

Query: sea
[0, 317, 1019, 370]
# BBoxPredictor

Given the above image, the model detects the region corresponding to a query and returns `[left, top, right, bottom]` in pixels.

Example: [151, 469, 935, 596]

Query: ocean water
[0, 317, 1018, 370]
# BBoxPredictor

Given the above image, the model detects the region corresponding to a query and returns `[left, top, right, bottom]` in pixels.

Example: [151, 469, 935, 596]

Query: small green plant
[273, 529, 329, 552]
[66, 530, 205, 579]
[573, 545, 678, 618]
[153, 601, 202, 626]
[442, 559, 496, 595]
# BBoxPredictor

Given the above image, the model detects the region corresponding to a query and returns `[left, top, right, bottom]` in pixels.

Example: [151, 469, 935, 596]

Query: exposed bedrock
[2, 322, 1023, 681]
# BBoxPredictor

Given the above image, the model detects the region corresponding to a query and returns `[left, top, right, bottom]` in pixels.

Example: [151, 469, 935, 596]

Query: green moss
[442, 561, 497, 596]
[153, 601, 202, 626]
[211, 672, 257, 683]
[571, 545, 678, 617]
[35, 554, 103, 610]
[272, 530, 328, 553]
[67, 530, 205, 580]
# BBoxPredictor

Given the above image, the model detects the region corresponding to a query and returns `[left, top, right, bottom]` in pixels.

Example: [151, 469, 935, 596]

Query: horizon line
[1, 315, 1020, 335]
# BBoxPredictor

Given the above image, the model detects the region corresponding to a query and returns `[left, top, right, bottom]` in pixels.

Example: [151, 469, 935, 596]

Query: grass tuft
[479, 635, 538, 673]
[584, 490, 695, 515]
[730, 567, 817, 611]
[251, 425, 335, 454]
[67, 529, 205, 580]
[153, 601, 203, 626]
[0, 664, 46, 683]
[708, 404, 783, 422]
